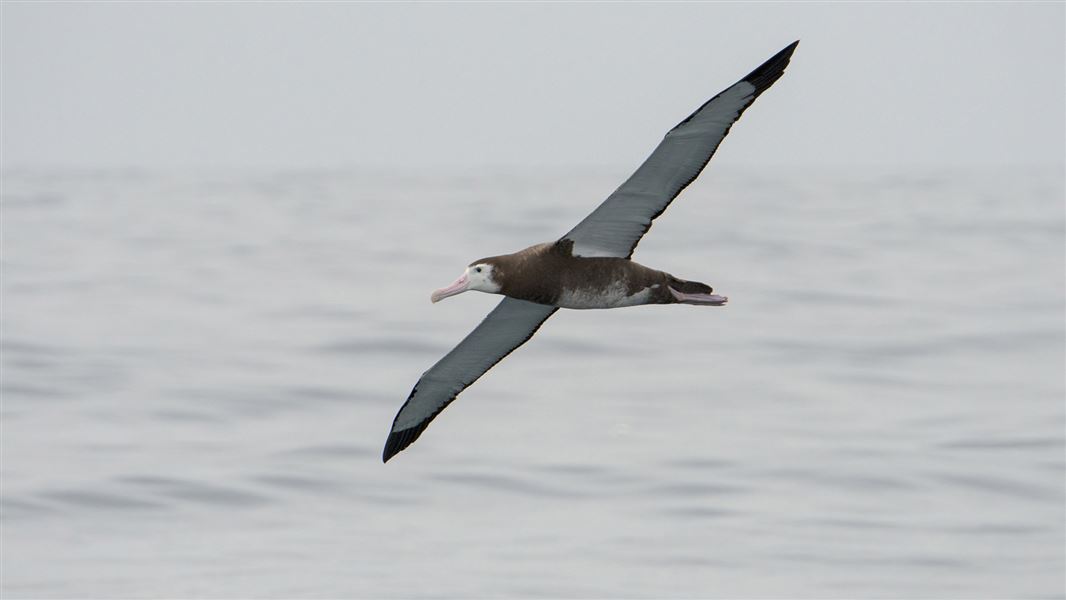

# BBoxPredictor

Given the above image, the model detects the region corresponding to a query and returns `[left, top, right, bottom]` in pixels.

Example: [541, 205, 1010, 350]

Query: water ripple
[646, 482, 748, 497]
[929, 472, 1062, 503]
[0, 383, 71, 400]
[760, 467, 918, 492]
[0, 497, 58, 518]
[657, 505, 736, 519]
[276, 443, 376, 459]
[39, 489, 166, 511]
[313, 337, 444, 356]
[249, 474, 346, 494]
[937, 436, 1065, 451]
[117, 476, 271, 507]
[431, 471, 583, 498]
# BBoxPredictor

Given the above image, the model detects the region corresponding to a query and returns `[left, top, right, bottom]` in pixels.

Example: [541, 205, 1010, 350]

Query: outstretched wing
[562, 41, 798, 259]
[383, 297, 558, 462]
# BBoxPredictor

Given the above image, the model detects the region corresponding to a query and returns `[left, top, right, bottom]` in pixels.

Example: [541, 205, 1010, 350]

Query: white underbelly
[555, 283, 656, 309]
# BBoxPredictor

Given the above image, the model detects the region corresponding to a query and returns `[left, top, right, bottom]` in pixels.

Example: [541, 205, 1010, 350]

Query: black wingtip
[668, 40, 799, 135]
[742, 40, 800, 96]
[382, 424, 428, 463]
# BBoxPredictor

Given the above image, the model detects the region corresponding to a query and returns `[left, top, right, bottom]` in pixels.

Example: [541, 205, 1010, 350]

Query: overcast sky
[2, 2, 1063, 171]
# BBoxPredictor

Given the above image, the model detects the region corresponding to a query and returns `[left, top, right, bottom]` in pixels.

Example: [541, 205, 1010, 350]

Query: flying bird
[383, 41, 798, 462]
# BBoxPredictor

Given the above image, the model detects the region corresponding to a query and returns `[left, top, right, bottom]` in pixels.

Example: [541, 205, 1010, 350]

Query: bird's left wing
[383, 297, 558, 462]
[562, 41, 798, 259]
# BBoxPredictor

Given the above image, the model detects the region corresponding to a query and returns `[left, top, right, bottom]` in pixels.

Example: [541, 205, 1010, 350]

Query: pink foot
[669, 287, 728, 306]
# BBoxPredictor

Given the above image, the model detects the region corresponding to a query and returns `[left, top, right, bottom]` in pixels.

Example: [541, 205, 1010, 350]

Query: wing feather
[382, 298, 557, 462]
[563, 41, 798, 258]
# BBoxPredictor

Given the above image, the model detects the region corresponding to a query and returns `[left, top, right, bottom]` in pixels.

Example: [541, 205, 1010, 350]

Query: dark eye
[475, 267, 482, 273]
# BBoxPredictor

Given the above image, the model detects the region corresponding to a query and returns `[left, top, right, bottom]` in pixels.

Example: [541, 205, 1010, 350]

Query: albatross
[383, 41, 798, 462]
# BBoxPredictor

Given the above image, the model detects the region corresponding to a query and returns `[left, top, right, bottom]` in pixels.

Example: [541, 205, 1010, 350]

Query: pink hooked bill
[431, 273, 469, 303]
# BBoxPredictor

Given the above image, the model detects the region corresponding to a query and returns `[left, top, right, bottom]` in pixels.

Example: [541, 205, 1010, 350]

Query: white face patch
[466, 263, 502, 294]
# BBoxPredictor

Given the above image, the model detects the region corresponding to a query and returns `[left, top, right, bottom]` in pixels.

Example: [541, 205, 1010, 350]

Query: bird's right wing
[383, 297, 558, 462]
[562, 41, 798, 259]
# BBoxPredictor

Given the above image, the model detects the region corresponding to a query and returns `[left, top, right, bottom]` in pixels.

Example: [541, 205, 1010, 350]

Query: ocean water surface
[2, 165, 1064, 598]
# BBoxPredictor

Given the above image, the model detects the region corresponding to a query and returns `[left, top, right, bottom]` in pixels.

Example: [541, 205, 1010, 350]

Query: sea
[2, 165, 1064, 599]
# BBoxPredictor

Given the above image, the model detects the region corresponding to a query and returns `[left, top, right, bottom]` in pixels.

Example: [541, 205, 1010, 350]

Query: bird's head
[430, 260, 502, 303]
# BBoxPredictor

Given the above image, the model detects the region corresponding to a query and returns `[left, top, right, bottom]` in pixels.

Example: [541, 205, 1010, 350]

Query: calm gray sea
[2, 166, 1064, 599]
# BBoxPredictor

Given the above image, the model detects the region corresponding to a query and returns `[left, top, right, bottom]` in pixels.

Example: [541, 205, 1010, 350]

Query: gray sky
[2, 2, 1063, 170]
